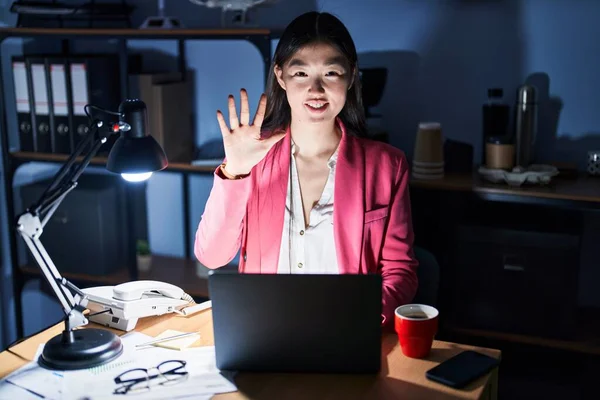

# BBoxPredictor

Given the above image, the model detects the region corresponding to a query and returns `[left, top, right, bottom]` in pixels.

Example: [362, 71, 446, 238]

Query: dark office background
[1, 0, 600, 352]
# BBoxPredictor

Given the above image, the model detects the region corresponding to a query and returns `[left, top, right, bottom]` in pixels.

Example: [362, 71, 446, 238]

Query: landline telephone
[81, 280, 212, 331]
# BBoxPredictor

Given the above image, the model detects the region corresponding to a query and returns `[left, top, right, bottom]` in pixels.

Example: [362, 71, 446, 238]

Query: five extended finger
[216, 110, 230, 137]
[240, 89, 250, 126]
[253, 93, 267, 127]
[228, 95, 239, 129]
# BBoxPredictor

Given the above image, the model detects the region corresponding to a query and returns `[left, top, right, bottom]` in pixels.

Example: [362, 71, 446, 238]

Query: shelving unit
[3, 27, 596, 359]
[0, 27, 273, 338]
[10, 151, 219, 173]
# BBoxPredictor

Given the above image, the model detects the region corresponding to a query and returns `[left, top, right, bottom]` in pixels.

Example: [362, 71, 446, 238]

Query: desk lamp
[16, 99, 168, 370]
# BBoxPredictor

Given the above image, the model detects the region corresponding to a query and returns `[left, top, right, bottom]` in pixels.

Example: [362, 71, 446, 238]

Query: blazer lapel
[257, 128, 291, 274]
[334, 120, 366, 274]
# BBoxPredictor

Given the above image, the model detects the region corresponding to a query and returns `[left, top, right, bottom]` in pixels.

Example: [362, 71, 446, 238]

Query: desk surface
[0, 310, 501, 400]
[410, 172, 600, 204]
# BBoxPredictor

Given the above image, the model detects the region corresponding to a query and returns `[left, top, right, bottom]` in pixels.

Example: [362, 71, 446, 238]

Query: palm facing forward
[217, 89, 285, 176]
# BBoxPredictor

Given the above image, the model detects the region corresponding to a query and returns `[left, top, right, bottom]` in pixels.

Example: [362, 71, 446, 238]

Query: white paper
[64, 333, 236, 399]
[1, 332, 236, 400]
[2, 361, 65, 399]
[77, 372, 236, 400]
[0, 379, 46, 400]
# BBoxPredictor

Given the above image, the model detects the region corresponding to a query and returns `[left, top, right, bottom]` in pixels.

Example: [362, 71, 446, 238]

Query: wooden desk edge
[1, 314, 502, 400]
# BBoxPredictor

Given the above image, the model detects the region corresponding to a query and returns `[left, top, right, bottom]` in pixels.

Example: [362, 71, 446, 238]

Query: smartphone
[425, 350, 500, 389]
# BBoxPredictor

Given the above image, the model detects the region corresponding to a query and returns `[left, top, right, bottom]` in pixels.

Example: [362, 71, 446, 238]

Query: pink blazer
[194, 119, 419, 326]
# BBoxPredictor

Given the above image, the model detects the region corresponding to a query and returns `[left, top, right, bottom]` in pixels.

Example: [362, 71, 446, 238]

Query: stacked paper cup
[412, 122, 444, 179]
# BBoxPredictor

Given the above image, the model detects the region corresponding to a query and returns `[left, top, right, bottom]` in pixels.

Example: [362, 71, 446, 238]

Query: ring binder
[47, 58, 72, 154]
[11, 56, 34, 152]
[26, 56, 53, 153]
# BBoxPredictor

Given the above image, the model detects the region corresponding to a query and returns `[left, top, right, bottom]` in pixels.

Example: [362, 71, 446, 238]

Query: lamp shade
[106, 135, 168, 174]
[106, 99, 168, 174]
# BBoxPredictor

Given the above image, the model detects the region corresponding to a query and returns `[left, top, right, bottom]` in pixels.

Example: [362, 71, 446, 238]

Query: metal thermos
[514, 84, 537, 167]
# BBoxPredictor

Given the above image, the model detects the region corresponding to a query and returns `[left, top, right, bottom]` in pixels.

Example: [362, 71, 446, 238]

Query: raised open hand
[217, 89, 285, 176]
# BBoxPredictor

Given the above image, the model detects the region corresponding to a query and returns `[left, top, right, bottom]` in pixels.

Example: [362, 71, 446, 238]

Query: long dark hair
[261, 12, 366, 138]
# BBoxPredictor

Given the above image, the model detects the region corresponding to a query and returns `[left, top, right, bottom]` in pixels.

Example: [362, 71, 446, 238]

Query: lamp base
[39, 328, 123, 370]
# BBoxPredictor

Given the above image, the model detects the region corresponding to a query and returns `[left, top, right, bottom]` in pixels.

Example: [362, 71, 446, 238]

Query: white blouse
[276, 142, 340, 274]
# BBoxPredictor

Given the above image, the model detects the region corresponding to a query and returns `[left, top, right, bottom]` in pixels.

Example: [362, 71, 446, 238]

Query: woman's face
[275, 42, 352, 125]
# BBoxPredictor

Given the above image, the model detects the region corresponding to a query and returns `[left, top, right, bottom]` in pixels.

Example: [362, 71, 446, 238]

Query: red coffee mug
[394, 304, 439, 359]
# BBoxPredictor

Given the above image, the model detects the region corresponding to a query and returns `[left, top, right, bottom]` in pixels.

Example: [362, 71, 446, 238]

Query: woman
[194, 11, 418, 326]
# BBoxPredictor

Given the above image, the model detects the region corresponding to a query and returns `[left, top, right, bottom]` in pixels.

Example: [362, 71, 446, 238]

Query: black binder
[46, 57, 72, 154]
[68, 58, 91, 153]
[26, 56, 52, 153]
[68, 55, 121, 155]
[11, 56, 34, 152]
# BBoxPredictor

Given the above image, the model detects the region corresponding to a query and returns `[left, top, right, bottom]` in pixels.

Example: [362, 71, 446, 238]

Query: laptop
[208, 271, 382, 373]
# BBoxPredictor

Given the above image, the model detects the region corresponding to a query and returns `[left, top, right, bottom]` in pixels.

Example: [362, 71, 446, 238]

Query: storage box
[132, 73, 194, 163]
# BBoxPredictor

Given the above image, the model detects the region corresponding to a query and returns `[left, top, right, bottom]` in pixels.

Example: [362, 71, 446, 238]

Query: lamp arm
[35, 120, 115, 216]
[17, 225, 90, 336]
[15, 119, 118, 331]
[17, 225, 77, 313]
[32, 121, 98, 215]
[33, 102, 124, 213]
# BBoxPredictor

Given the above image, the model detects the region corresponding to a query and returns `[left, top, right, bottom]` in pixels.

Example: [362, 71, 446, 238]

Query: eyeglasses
[113, 360, 189, 395]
